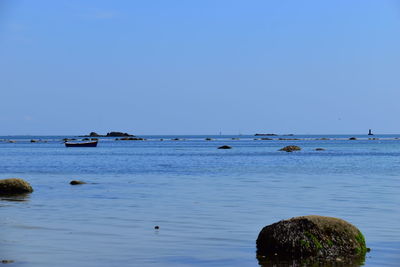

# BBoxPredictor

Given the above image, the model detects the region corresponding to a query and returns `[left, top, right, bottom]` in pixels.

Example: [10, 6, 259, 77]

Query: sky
[0, 0, 400, 135]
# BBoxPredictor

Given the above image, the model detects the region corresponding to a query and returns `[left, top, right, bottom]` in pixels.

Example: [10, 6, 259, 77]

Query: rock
[256, 215, 368, 264]
[8, 140, 16, 143]
[154, 226, 160, 230]
[255, 133, 277, 136]
[205, 138, 213, 141]
[30, 139, 38, 143]
[106, 132, 134, 137]
[89, 132, 100, 137]
[218, 145, 232, 149]
[70, 180, 86, 185]
[119, 137, 144, 141]
[0, 178, 33, 195]
[279, 145, 301, 152]
[349, 137, 357, 140]
[315, 148, 325, 151]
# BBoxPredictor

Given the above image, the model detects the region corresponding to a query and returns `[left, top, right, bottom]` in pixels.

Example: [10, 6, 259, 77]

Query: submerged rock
[119, 137, 144, 141]
[218, 145, 232, 149]
[349, 137, 357, 140]
[279, 145, 301, 152]
[315, 148, 325, 151]
[70, 180, 86, 185]
[0, 178, 33, 195]
[256, 215, 368, 265]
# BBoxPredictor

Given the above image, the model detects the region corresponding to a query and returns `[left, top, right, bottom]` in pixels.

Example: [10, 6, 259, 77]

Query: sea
[0, 134, 399, 266]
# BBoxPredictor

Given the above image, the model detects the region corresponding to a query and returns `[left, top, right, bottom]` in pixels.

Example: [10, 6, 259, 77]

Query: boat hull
[65, 141, 98, 147]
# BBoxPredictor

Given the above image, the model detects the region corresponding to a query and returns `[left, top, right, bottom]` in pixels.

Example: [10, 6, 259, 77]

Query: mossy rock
[279, 145, 301, 152]
[256, 215, 368, 264]
[0, 178, 33, 195]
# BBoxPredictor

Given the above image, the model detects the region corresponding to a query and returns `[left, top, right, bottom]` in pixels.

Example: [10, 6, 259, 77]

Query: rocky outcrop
[256, 215, 368, 265]
[279, 145, 301, 152]
[89, 132, 100, 137]
[106, 132, 134, 137]
[218, 145, 232, 149]
[255, 133, 277, 136]
[118, 137, 144, 141]
[0, 178, 33, 195]
[81, 132, 135, 137]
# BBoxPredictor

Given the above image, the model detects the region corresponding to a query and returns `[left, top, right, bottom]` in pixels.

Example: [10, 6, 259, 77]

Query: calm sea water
[0, 135, 399, 266]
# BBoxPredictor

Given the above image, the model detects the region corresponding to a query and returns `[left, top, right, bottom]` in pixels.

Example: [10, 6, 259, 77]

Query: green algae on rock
[256, 215, 368, 265]
[0, 178, 33, 195]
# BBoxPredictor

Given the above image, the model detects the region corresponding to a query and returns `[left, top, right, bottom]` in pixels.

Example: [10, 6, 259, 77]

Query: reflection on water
[1, 193, 30, 202]
[256, 254, 366, 267]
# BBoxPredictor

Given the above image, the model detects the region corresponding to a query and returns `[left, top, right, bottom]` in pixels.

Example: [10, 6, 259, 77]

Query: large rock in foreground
[256, 215, 368, 264]
[0, 178, 33, 195]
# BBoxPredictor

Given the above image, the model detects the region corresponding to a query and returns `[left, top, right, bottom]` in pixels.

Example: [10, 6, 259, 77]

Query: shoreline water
[1, 135, 399, 266]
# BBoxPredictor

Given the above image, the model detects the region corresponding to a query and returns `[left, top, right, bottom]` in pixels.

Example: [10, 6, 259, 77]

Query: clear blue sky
[1, 0, 399, 135]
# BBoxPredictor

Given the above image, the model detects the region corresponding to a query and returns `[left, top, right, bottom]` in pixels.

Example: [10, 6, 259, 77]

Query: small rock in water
[70, 180, 86, 185]
[1, 260, 14, 264]
[279, 145, 301, 152]
[315, 148, 325, 151]
[154, 226, 160, 230]
[349, 137, 357, 140]
[218, 145, 232, 149]
[0, 178, 33, 195]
